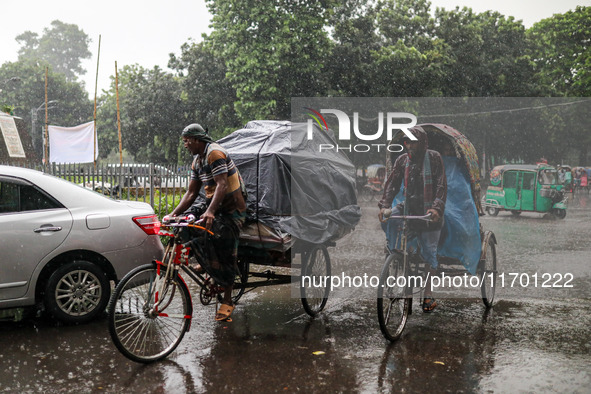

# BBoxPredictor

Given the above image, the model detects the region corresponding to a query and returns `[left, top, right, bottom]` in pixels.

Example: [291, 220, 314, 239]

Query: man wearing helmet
[168, 123, 246, 322]
[378, 126, 447, 312]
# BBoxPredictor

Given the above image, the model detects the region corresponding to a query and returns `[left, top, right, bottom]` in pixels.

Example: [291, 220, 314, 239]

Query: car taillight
[133, 215, 161, 235]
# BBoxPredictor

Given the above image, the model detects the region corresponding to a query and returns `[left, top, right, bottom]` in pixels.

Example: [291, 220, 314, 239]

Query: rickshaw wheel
[377, 253, 410, 341]
[510, 210, 521, 216]
[479, 234, 497, 307]
[301, 245, 331, 316]
[360, 187, 374, 202]
[108, 263, 192, 363]
[553, 209, 566, 219]
[486, 207, 499, 216]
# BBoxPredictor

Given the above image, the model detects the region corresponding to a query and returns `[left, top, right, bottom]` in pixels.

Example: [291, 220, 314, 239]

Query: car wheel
[44, 260, 110, 324]
[486, 207, 499, 216]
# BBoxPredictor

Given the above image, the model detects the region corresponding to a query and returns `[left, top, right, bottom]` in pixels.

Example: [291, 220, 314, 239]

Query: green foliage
[377, 0, 435, 50]
[16, 20, 92, 82]
[152, 192, 184, 220]
[1, 105, 15, 115]
[326, 1, 380, 96]
[5, 7, 588, 167]
[528, 6, 591, 97]
[433, 7, 538, 96]
[97, 65, 189, 164]
[169, 41, 240, 137]
[0, 59, 93, 157]
[527, 6, 591, 163]
[205, 0, 334, 122]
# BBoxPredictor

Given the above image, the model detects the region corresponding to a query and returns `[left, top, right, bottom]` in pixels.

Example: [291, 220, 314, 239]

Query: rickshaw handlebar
[161, 214, 204, 227]
[382, 210, 432, 221]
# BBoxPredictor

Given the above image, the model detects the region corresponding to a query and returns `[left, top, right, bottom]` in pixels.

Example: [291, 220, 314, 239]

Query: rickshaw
[573, 166, 589, 193]
[377, 123, 497, 341]
[483, 164, 567, 218]
[360, 164, 386, 202]
[108, 121, 361, 362]
[557, 165, 573, 192]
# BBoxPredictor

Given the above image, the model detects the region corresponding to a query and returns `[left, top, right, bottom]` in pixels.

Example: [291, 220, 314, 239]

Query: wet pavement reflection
[1, 193, 590, 393]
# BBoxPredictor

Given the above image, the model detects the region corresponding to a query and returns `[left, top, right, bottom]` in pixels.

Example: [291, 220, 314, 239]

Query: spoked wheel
[360, 187, 374, 202]
[301, 245, 331, 316]
[108, 263, 192, 363]
[216, 260, 249, 304]
[479, 234, 497, 307]
[377, 253, 411, 341]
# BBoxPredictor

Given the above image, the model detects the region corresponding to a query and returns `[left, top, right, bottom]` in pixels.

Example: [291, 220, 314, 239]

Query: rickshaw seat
[239, 220, 293, 252]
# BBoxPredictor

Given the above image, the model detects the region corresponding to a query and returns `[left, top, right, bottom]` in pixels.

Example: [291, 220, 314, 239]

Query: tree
[169, 41, 240, 137]
[0, 59, 93, 158]
[368, 0, 448, 96]
[528, 6, 591, 164]
[206, 0, 334, 122]
[326, 0, 381, 96]
[16, 20, 92, 83]
[434, 7, 538, 97]
[97, 65, 188, 164]
[528, 6, 591, 97]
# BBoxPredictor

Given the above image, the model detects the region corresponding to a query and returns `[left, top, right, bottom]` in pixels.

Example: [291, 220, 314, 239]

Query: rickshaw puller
[378, 126, 447, 312]
[165, 124, 247, 322]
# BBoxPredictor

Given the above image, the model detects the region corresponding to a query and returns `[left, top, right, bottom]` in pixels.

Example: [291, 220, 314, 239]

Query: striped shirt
[191, 142, 243, 212]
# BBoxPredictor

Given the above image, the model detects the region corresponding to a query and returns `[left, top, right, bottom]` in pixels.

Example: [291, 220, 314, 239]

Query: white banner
[0, 115, 26, 158]
[48, 121, 97, 163]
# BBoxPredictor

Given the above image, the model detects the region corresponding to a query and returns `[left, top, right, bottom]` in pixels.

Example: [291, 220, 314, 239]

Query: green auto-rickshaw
[484, 164, 567, 219]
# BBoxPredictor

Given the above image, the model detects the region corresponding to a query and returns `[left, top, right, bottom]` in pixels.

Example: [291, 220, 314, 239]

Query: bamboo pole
[93, 35, 101, 170]
[44, 67, 48, 168]
[115, 61, 123, 165]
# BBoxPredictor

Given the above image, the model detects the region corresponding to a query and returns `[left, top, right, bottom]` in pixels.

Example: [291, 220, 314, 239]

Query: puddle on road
[1, 197, 590, 392]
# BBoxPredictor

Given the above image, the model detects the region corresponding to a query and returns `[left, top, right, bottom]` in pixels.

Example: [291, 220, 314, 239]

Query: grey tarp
[218, 120, 361, 244]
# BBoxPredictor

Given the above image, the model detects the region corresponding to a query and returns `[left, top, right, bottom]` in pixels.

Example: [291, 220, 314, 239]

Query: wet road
[1, 193, 590, 393]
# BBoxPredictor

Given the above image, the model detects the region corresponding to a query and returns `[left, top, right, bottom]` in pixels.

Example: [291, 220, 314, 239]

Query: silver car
[0, 165, 164, 323]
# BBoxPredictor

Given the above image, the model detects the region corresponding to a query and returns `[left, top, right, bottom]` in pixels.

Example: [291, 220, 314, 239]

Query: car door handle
[34, 226, 63, 233]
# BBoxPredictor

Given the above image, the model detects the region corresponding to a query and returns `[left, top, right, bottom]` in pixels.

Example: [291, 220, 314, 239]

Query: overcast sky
[1, 0, 588, 98]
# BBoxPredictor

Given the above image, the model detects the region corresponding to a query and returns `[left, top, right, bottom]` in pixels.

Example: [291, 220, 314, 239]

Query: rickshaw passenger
[573, 169, 581, 188]
[558, 168, 566, 184]
[581, 172, 588, 188]
[383, 139, 481, 275]
[540, 169, 556, 185]
[378, 126, 447, 313]
[438, 146, 482, 275]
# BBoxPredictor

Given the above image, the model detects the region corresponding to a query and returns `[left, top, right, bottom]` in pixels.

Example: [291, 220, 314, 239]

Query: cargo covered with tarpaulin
[218, 120, 361, 250]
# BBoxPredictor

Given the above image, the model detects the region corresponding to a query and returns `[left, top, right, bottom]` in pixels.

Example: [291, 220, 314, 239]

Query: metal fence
[1, 162, 191, 216]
